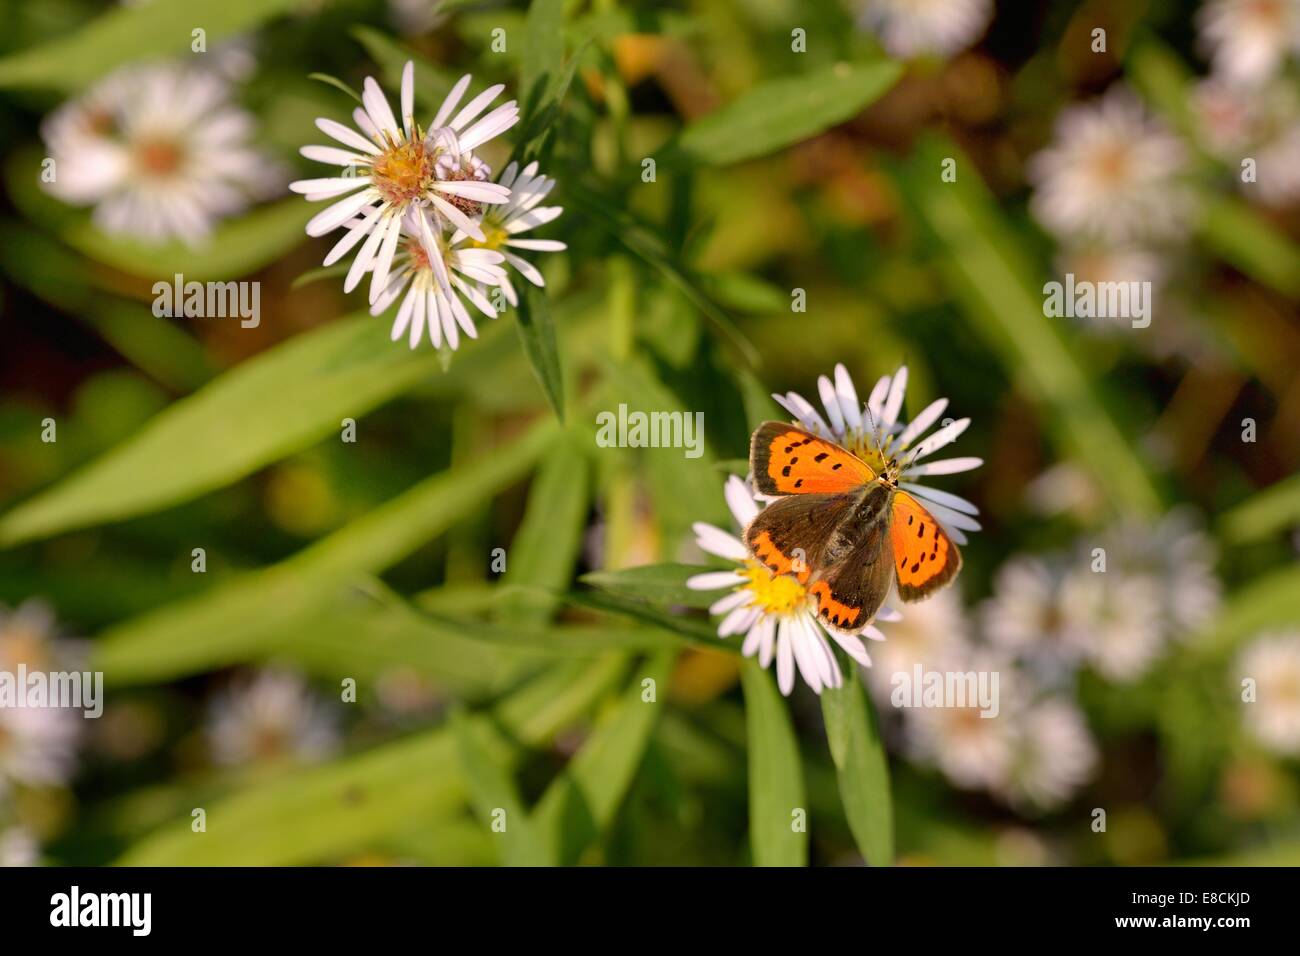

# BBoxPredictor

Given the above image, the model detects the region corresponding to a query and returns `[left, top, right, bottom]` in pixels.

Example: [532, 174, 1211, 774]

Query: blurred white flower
[0, 826, 39, 867]
[854, 0, 993, 58]
[982, 556, 1078, 663]
[389, 0, 449, 36]
[451, 160, 567, 309]
[773, 363, 983, 543]
[865, 587, 969, 705]
[686, 476, 884, 696]
[40, 64, 267, 245]
[903, 650, 1018, 791]
[1058, 569, 1166, 682]
[291, 62, 517, 305]
[995, 698, 1098, 810]
[1028, 87, 1194, 245]
[367, 208, 507, 349]
[1197, 0, 1300, 87]
[0, 704, 80, 797]
[1194, 77, 1300, 207]
[1103, 509, 1221, 637]
[1236, 632, 1300, 755]
[206, 670, 339, 767]
[1054, 244, 1169, 333]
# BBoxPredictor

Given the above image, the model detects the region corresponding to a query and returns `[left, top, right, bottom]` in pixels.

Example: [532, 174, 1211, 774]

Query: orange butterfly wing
[749, 421, 874, 496]
[890, 490, 961, 602]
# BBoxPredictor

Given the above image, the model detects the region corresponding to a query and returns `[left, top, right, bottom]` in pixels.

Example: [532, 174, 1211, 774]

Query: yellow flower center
[739, 561, 807, 616]
[471, 223, 510, 251]
[372, 138, 435, 205]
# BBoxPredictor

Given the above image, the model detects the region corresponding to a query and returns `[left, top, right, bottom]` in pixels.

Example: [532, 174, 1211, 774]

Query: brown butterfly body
[744, 421, 962, 632]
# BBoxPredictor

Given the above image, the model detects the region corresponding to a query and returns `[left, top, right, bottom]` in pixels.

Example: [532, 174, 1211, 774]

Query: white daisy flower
[40, 64, 267, 245]
[206, 669, 339, 767]
[1236, 631, 1300, 755]
[1054, 244, 1168, 333]
[367, 208, 507, 349]
[1102, 509, 1221, 637]
[1028, 87, 1194, 245]
[772, 363, 983, 544]
[0, 704, 80, 797]
[995, 698, 1098, 810]
[686, 475, 885, 696]
[1197, 0, 1300, 88]
[1194, 77, 1300, 207]
[854, 0, 993, 58]
[450, 160, 567, 308]
[291, 62, 517, 304]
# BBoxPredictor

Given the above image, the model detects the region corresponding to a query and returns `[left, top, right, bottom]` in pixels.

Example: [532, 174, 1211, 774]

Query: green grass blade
[821, 665, 893, 865]
[740, 661, 808, 866]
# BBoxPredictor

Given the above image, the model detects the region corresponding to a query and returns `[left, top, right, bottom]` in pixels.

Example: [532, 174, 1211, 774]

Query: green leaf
[580, 563, 719, 609]
[308, 72, 363, 104]
[1199, 196, 1300, 298]
[450, 710, 550, 866]
[90, 419, 556, 685]
[520, 0, 566, 111]
[533, 652, 675, 864]
[821, 665, 893, 865]
[739, 661, 807, 866]
[562, 589, 738, 653]
[117, 656, 628, 864]
[1220, 475, 1300, 544]
[0, 314, 443, 547]
[673, 61, 901, 167]
[0, 0, 304, 90]
[1192, 565, 1300, 658]
[514, 287, 566, 421]
[898, 136, 1161, 516]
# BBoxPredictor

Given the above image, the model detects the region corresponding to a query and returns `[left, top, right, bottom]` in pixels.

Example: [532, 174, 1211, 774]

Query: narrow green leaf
[514, 287, 566, 421]
[898, 136, 1161, 516]
[740, 661, 807, 866]
[673, 61, 901, 167]
[533, 652, 675, 864]
[117, 656, 628, 865]
[1220, 475, 1300, 544]
[562, 589, 738, 653]
[90, 420, 556, 685]
[580, 563, 719, 609]
[1192, 565, 1300, 658]
[821, 665, 893, 865]
[1199, 196, 1300, 297]
[450, 710, 551, 866]
[308, 72, 363, 104]
[0, 315, 442, 547]
[521, 0, 566, 110]
[0, 0, 304, 90]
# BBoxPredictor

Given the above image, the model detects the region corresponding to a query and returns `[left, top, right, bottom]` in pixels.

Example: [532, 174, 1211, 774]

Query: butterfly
[743, 420, 962, 632]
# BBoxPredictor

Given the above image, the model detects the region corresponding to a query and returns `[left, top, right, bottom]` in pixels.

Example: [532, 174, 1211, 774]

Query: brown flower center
[134, 138, 184, 175]
[372, 139, 434, 206]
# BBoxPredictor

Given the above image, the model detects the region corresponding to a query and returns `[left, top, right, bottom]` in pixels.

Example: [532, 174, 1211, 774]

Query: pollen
[471, 223, 510, 250]
[372, 138, 434, 205]
[739, 561, 807, 616]
[133, 138, 183, 175]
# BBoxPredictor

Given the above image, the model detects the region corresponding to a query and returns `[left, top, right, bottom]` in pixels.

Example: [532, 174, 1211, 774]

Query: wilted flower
[40, 64, 268, 245]
[687, 476, 884, 696]
[1236, 632, 1300, 755]
[1028, 87, 1194, 245]
[854, 0, 993, 58]
[206, 669, 339, 767]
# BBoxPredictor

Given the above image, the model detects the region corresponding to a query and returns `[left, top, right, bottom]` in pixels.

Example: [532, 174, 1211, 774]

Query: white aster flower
[1028, 87, 1194, 245]
[903, 650, 1018, 792]
[1194, 77, 1300, 206]
[1235, 631, 1300, 755]
[865, 587, 969, 705]
[1102, 509, 1221, 637]
[995, 698, 1098, 810]
[291, 62, 517, 303]
[1197, 0, 1300, 88]
[855, 0, 993, 58]
[367, 208, 507, 349]
[451, 160, 567, 308]
[772, 363, 983, 544]
[686, 476, 885, 696]
[206, 669, 339, 767]
[1058, 568, 1166, 682]
[40, 64, 267, 245]
[0, 702, 80, 798]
